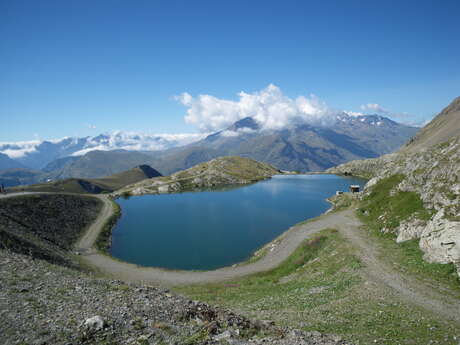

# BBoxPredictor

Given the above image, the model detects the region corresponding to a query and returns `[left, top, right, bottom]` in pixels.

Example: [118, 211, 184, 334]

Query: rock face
[328, 136, 460, 276]
[113, 156, 281, 197]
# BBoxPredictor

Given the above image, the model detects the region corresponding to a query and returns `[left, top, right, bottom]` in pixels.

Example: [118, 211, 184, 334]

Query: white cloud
[0, 132, 207, 159]
[360, 103, 389, 114]
[86, 123, 97, 129]
[0, 141, 41, 158]
[220, 130, 240, 137]
[71, 131, 207, 156]
[176, 84, 338, 132]
[344, 110, 364, 117]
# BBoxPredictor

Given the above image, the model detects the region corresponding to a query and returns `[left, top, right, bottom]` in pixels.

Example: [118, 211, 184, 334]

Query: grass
[359, 174, 433, 228]
[175, 228, 460, 344]
[357, 174, 460, 293]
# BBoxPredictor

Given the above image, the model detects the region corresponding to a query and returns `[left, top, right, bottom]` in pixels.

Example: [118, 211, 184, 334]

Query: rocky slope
[0, 250, 348, 345]
[0, 194, 103, 267]
[113, 156, 281, 197]
[402, 96, 460, 152]
[327, 97, 460, 277]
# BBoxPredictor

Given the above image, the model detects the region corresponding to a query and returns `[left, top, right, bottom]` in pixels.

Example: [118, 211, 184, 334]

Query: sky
[1, 0, 459, 141]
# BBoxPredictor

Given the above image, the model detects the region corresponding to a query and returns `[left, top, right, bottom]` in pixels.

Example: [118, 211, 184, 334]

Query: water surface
[111, 174, 365, 270]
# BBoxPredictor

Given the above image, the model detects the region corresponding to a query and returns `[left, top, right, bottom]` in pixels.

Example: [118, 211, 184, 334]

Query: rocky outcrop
[113, 156, 281, 197]
[328, 136, 460, 276]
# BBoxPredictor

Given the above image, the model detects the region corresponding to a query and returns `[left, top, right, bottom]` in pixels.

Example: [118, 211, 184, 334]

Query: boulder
[83, 315, 105, 331]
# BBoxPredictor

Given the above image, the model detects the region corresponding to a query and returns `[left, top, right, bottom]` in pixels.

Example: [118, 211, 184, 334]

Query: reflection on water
[110, 174, 366, 270]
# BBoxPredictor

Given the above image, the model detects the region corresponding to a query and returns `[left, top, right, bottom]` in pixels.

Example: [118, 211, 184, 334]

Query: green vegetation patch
[360, 174, 433, 229]
[175, 228, 459, 344]
[357, 174, 460, 292]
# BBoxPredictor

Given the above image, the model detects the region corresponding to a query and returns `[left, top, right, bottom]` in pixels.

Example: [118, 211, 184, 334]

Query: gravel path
[77, 199, 460, 324]
[79, 209, 339, 284]
[75, 195, 112, 252]
[3, 192, 460, 324]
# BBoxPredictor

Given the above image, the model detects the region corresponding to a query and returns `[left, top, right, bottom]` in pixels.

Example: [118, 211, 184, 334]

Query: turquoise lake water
[110, 174, 366, 270]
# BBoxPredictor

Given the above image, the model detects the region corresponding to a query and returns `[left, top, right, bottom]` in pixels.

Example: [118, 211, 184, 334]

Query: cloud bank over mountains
[176, 84, 337, 132]
[1, 84, 422, 162]
[0, 132, 207, 159]
[175, 84, 424, 133]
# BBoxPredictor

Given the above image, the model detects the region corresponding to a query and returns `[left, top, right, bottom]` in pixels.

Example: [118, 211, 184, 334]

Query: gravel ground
[0, 249, 350, 345]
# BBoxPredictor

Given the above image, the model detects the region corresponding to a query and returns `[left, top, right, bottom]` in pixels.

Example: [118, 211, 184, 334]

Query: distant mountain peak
[227, 117, 260, 131]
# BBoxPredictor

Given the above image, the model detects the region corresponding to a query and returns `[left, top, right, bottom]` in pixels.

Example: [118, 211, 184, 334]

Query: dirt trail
[79, 204, 460, 324]
[338, 212, 460, 323]
[2, 192, 460, 324]
[75, 195, 112, 252]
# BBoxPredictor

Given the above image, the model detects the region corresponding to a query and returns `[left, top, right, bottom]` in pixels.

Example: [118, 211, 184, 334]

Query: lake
[110, 174, 366, 270]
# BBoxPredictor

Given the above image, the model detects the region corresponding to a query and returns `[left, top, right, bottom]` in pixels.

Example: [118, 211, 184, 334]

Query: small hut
[349, 185, 360, 193]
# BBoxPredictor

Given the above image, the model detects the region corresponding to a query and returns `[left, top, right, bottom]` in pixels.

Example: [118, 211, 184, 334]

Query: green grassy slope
[176, 228, 459, 345]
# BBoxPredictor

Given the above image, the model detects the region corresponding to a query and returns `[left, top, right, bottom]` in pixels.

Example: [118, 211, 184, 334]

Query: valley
[1, 98, 459, 345]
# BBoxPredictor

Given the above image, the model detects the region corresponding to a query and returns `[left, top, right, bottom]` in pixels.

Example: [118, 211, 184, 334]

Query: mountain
[402, 96, 460, 152]
[0, 132, 204, 170]
[0, 168, 44, 187]
[13, 164, 162, 194]
[46, 150, 159, 179]
[145, 114, 419, 174]
[327, 96, 460, 277]
[0, 153, 27, 170]
[1, 114, 417, 179]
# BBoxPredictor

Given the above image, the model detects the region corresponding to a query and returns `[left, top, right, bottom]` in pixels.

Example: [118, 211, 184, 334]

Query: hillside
[47, 150, 159, 179]
[143, 114, 418, 175]
[403, 96, 460, 152]
[0, 194, 102, 267]
[327, 96, 460, 276]
[0, 168, 44, 187]
[12, 164, 162, 194]
[0, 152, 27, 170]
[114, 156, 281, 197]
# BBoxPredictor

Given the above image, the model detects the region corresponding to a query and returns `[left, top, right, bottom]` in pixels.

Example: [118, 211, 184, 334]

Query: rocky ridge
[113, 156, 281, 197]
[327, 136, 460, 276]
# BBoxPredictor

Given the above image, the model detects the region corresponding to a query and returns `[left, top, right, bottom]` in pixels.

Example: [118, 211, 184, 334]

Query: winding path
[3, 192, 460, 323]
[77, 194, 460, 324]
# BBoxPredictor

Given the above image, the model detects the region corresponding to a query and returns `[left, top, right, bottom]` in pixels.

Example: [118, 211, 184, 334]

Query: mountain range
[147, 113, 418, 175]
[0, 113, 418, 186]
[0, 132, 206, 170]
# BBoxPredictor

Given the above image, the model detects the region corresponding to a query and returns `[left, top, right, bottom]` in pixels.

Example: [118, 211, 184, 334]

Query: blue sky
[1, 0, 459, 141]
